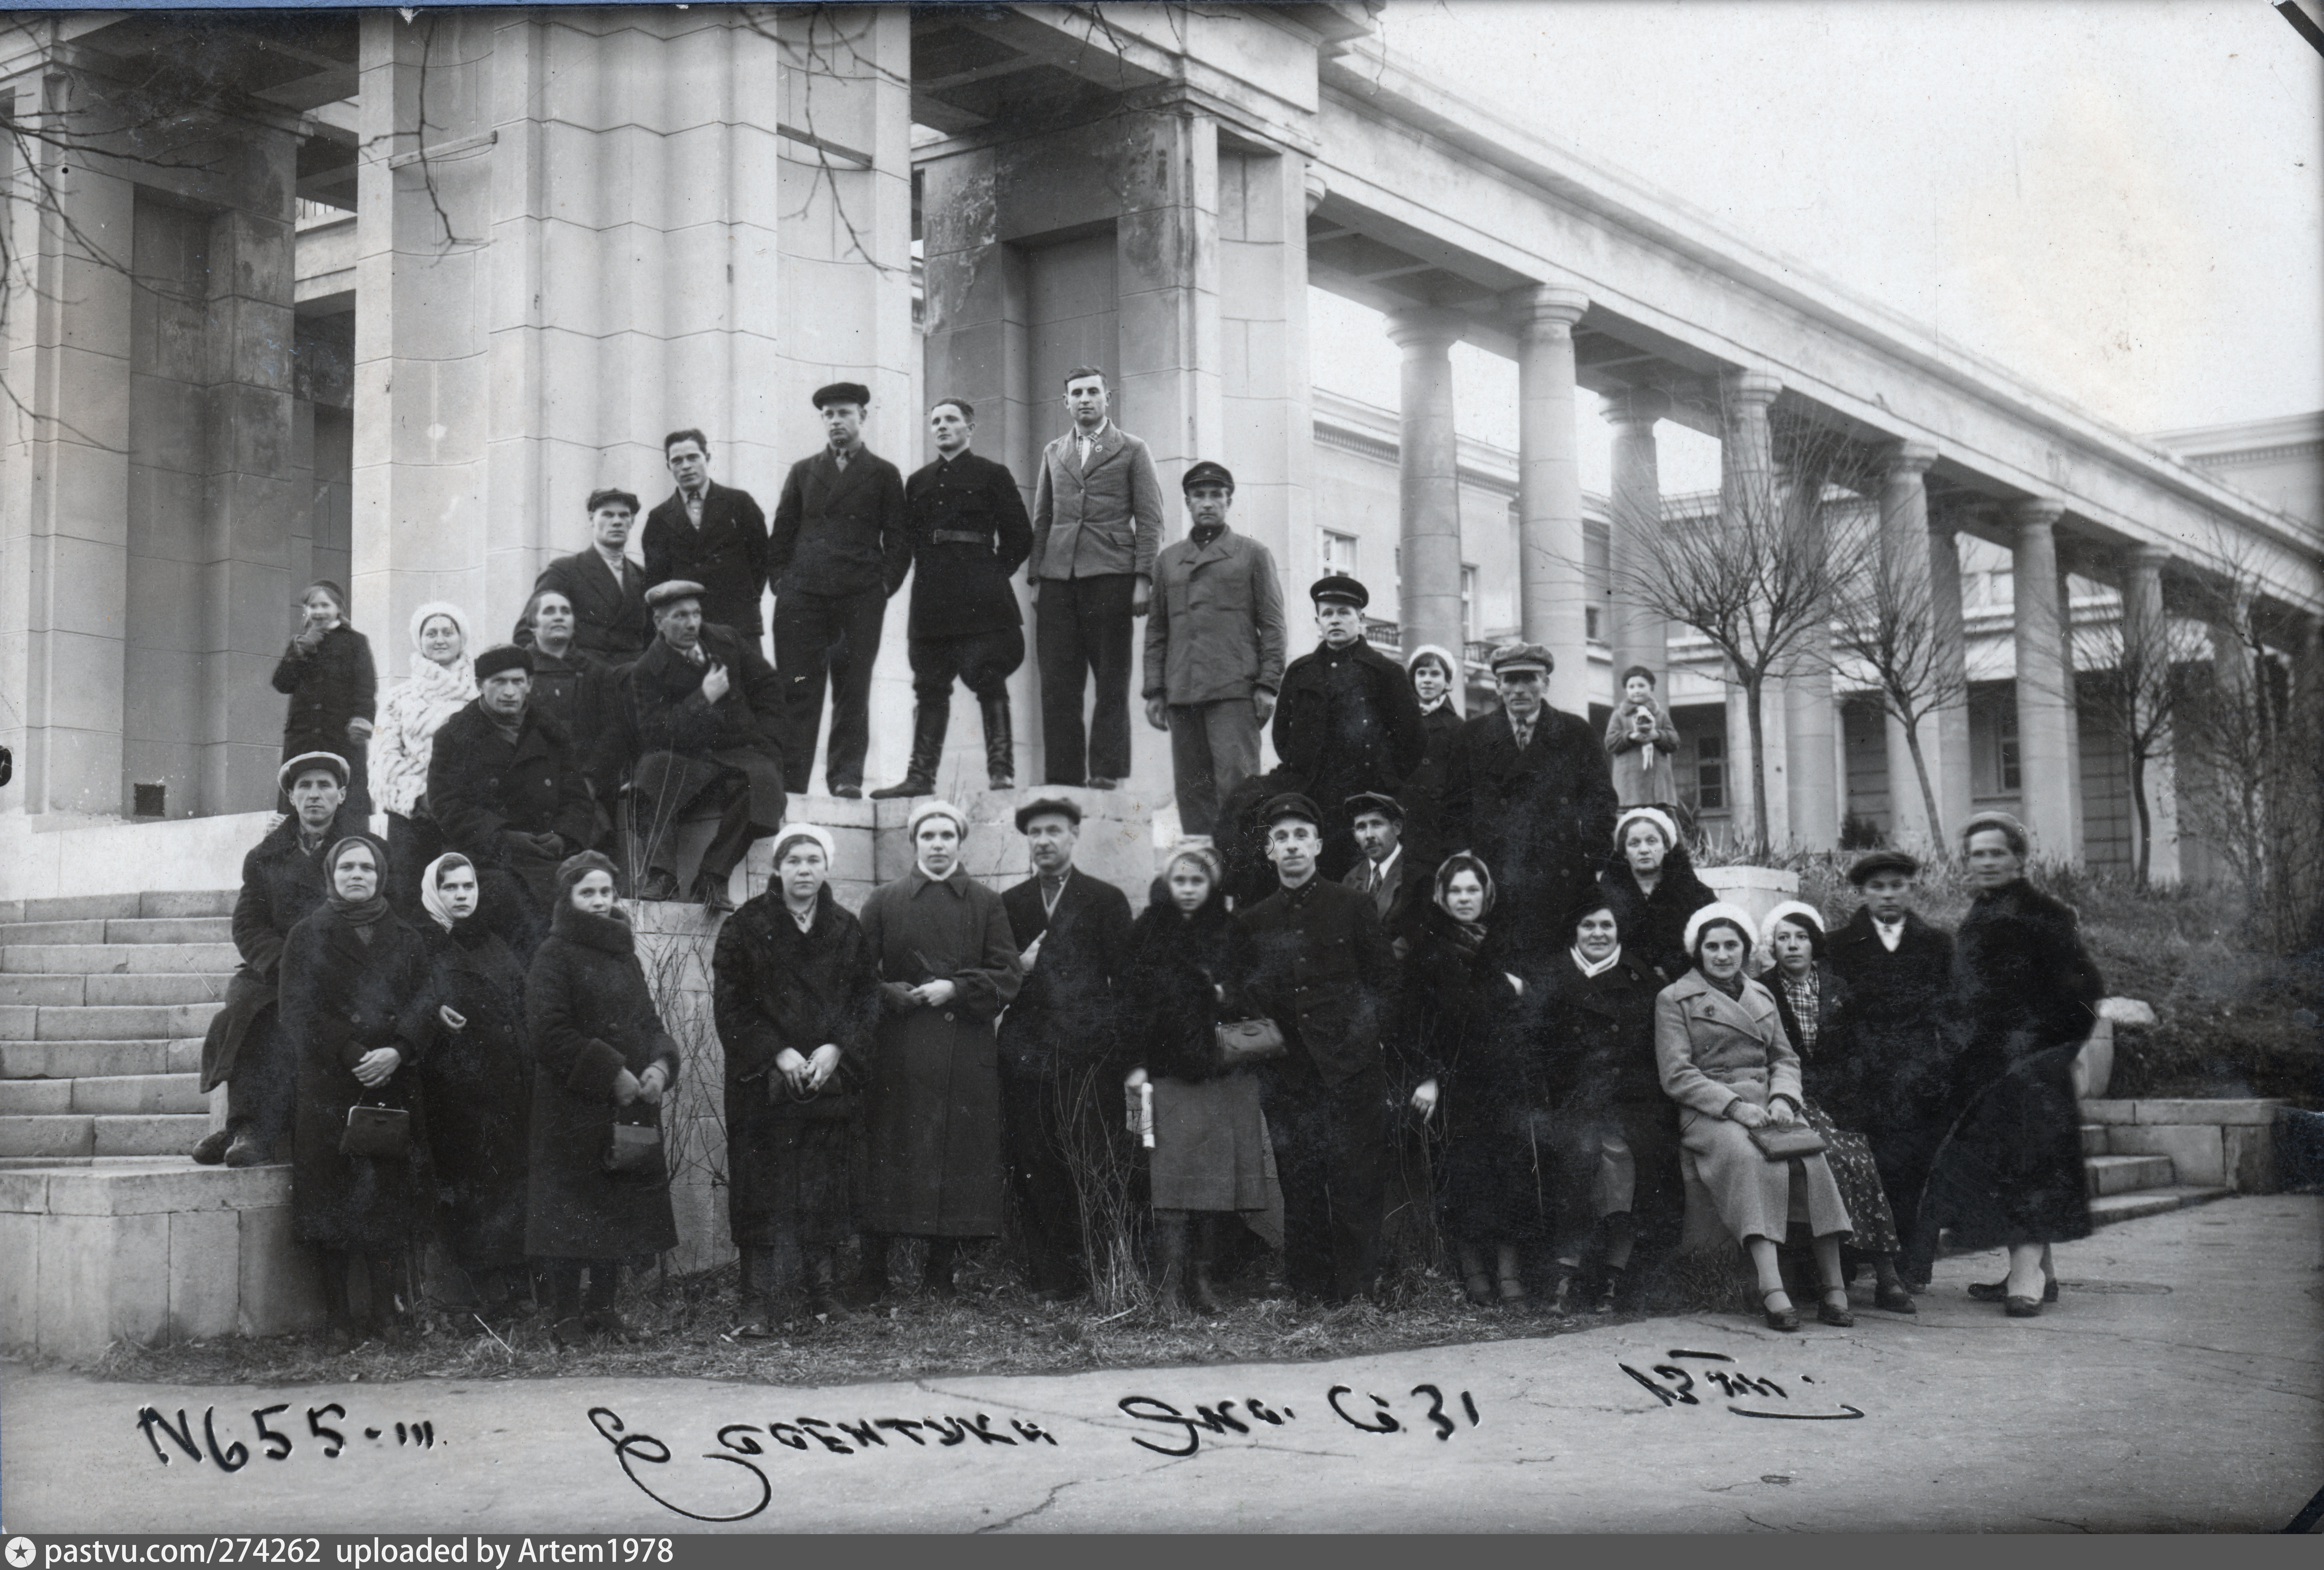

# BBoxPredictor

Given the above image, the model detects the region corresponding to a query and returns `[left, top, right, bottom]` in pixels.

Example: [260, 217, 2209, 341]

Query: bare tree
[2072, 585, 2198, 890]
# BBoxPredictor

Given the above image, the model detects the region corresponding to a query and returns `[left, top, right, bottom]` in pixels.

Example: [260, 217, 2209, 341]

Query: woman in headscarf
[372, 602, 478, 922]
[415, 852, 533, 1319]
[1399, 645, 1465, 871]
[523, 850, 679, 1346]
[272, 580, 378, 817]
[1597, 805, 1714, 983]
[1397, 851, 1544, 1309]
[1923, 811, 2105, 1318]
[712, 823, 883, 1331]
[1760, 900, 1914, 1314]
[1120, 843, 1270, 1313]
[1655, 902, 1853, 1332]
[282, 832, 431, 1349]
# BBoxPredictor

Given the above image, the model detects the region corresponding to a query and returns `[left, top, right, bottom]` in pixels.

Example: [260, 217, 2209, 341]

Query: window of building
[1586, 605, 1603, 643]
[1997, 702, 2020, 791]
[1461, 564, 1477, 640]
[1694, 731, 1727, 812]
[1322, 530, 1358, 578]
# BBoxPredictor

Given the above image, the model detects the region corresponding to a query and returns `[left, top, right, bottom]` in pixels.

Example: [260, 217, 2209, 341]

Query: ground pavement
[3, 1196, 2318, 1533]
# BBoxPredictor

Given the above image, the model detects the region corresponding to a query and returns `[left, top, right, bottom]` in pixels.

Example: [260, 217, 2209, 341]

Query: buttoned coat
[619, 625, 786, 762]
[902, 450, 1033, 638]
[1826, 906, 1959, 1132]
[643, 480, 769, 636]
[1270, 637, 1427, 803]
[200, 804, 372, 1092]
[523, 551, 652, 662]
[769, 448, 911, 600]
[1143, 526, 1287, 706]
[1445, 705, 1618, 936]
[417, 918, 532, 1269]
[997, 867, 1134, 1080]
[1028, 424, 1164, 582]
[426, 700, 598, 873]
[272, 623, 377, 755]
[526, 646, 622, 795]
[1237, 875, 1399, 1087]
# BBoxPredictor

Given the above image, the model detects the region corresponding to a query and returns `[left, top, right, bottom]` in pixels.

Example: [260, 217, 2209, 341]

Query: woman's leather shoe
[1874, 1283, 1918, 1314]
[1762, 1292, 1800, 1332]
[2004, 1295, 2043, 1318]
[1817, 1296, 1855, 1328]
[1969, 1277, 2058, 1303]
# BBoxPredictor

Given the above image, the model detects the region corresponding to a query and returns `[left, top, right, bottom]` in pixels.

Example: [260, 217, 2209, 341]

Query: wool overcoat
[997, 868, 1133, 1081]
[200, 805, 371, 1091]
[643, 481, 770, 637]
[1142, 527, 1288, 706]
[1826, 906, 1960, 1133]
[769, 448, 912, 600]
[1444, 706, 1618, 941]
[1597, 853, 1716, 985]
[523, 551, 652, 661]
[428, 701, 597, 870]
[417, 918, 532, 1269]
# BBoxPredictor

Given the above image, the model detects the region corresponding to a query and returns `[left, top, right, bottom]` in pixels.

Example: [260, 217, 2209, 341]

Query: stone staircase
[2081, 1097, 2280, 1224]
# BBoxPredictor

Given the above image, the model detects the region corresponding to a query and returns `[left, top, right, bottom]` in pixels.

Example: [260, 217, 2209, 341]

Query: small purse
[1748, 1121, 1827, 1161]
[1213, 1018, 1286, 1066]
[603, 1119, 664, 1175]
[340, 1102, 411, 1159]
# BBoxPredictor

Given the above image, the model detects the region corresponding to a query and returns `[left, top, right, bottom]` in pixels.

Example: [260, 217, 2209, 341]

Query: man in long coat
[642, 428, 769, 644]
[191, 751, 368, 1167]
[517, 489, 653, 662]
[996, 797, 1134, 1299]
[428, 645, 599, 956]
[1270, 575, 1426, 882]
[855, 800, 1023, 1299]
[1442, 642, 1617, 951]
[618, 580, 788, 911]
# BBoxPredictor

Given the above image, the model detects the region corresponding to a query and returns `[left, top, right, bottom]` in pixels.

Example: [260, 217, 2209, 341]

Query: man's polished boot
[981, 694, 1015, 790]
[870, 700, 948, 799]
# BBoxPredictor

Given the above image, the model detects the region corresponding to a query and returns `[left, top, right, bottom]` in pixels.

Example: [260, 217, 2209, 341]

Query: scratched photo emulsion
[0, 0, 2318, 1541]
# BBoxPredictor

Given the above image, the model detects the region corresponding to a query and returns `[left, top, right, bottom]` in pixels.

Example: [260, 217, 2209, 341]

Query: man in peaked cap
[1268, 574, 1425, 881]
[1143, 459, 1286, 837]
[768, 381, 911, 799]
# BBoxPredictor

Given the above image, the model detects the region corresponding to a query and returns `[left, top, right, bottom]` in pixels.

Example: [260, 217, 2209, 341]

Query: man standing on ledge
[769, 382, 911, 800]
[643, 429, 769, 648]
[1270, 575, 1426, 882]
[1028, 367, 1162, 790]
[1143, 460, 1285, 838]
[874, 397, 1033, 798]
[516, 489, 652, 663]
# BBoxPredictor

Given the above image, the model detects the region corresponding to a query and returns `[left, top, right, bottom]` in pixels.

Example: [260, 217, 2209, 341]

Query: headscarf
[323, 834, 392, 933]
[420, 851, 476, 934]
[1163, 842, 1224, 891]
[405, 600, 477, 698]
[1431, 851, 1495, 955]
[555, 849, 620, 909]
[1406, 643, 1463, 716]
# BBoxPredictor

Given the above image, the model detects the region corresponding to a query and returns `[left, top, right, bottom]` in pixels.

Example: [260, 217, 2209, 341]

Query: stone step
[2085, 1152, 2176, 1197]
[2089, 1184, 2234, 1225]
[1, 943, 242, 975]
[79, 1074, 208, 1115]
[0, 1038, 204, 1079]
[100, 916, 236, 944]
[0, 892, 237, 925]
[12, 893, 145, 922]
[0, 975, 86, 1007]
[26, 1002, 221, 1041]
[0, 973, 235, 1008]
[0, 921, 107, 947]
[2080, 1123, 2108, 1157]
[0, 1112, 214, 1159]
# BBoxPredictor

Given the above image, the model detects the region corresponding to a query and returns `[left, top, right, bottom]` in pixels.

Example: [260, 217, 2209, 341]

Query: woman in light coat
[372, 602, 477, 922]
[1656, 902, 1854, 1331]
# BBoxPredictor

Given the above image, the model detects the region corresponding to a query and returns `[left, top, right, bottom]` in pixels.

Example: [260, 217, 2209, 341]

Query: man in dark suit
[1341, 791, 1423, 951]
[1442, 641, 1618, 952]
[643, 428, 769, 645]
[1270, 575, 1427, 882]
[427, 646, 599, 956]
[1028, 367, 1163, 789]
[768, 381, 911, 799]
[996, 797, 1134, 1300]
[619, 580, 788, 912]
[1829, 849, 1960, 1292]
[873, 397, 1033, 798]
[516, 488, 653, 663]
[1238, 792, 1401, 1304]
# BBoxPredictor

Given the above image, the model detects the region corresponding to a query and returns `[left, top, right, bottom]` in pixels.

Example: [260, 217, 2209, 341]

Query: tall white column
[1720, 371, 1784, 849]
[2011, 499, 2075, 860]
[1879, 442, 1941, 850]
[1602, 389, 1671, 687]
[1387, 308, 1467, 669]
[1928, 517, 1973, 836]
[1513, 286, 1591, 714]
[2058, 560, 2084, 855]
[2121, 544, 2179, 884]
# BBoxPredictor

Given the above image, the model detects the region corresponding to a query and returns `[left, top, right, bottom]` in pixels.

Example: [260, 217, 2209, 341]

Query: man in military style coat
[874, 397, 1034, 798]
[619, 580, 789, 912]
[191, 751, 368, 1167]
[1238, 792, 1402, 1304]
[1028, 368, 1163, 789]
[517, 489, 653, 663]
[1270, 575, 1427, 882]
[1441, 641, 1617, 951]
[643, 428, 770, 643]
[768, 381, 911, 798]
[996, 797, 1134, 1299]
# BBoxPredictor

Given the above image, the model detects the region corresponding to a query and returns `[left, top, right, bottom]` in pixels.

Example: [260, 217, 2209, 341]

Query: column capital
[2124, 542, 2172, 571]
[1600, 386, 1670, 430]
[1509, 283, 1589, 334]
[2010, 496, 2067, 531]
[1884, 440, 1939, 480]
[1384, 306, 1468, 356]
[1303, 168, 1329, 215]
[1721, 369, 1783, 411]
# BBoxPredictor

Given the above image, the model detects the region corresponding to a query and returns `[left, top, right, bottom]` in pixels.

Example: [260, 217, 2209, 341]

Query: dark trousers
[999, 1061, 1105, 1293]
[224, 1006, 296, 1158]
[1261, 1059, 1388, 1302]
[1167, 698, 1263, 839]
[1035, 573, 1135, 783]
[773, 586, 887, 791]
[910, 627, 1024, 703]
[1871, 1123, 1947, 1283]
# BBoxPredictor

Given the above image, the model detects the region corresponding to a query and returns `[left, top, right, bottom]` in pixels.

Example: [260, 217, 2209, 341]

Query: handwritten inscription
[1119, 1383, 1482, 1456]
[136, 1404, 441, 1469]
[1618, 1350, 1865, 1420]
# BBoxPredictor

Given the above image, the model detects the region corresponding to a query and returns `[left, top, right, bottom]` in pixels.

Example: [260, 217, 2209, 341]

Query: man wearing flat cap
[644, 428, 769, 645]
[1341, 790, 1422, 946]
[1270, 574, 1426, 882]
[1143, 460, 1286, 837]
[1237, 791, 1402, 1303]
[1441, 641, 1617, 951]
[1829, 848, 1959, 1286]
[191, 751, 368, 1167]
[768, 381, 911, 799]
[997, 796, 1134, 1299]
[617, 580, 789, 911]
[428, 644, 599, 954]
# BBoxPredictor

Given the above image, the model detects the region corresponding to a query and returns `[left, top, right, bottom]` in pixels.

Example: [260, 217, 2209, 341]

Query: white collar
[1572, 945, 1621, 979]
[1370, 845, 1402, 881]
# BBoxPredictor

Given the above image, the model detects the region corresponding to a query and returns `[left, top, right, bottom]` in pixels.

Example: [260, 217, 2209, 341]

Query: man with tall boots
[1270, 576, 1427, 882]
[874, 398, 1033, 798]
[997, 798, 1135, 1299]
[643, 429, 769, 646]
[1028, 368, 1163, 790]
[768, 383, 911, 799]
[191, 752, 367, 1167]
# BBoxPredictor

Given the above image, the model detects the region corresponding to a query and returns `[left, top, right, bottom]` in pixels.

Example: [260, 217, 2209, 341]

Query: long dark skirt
[1434, 1102, 1552, 1248]
[728, 1096, 857, 1249]
[1804, 1102, 1899, 1258]
[1923, 1043, 2093, 1251]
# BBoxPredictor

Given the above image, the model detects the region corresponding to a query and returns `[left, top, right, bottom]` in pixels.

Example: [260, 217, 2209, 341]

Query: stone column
[1720, 372, 1784, 848]
[2058, 561, 2084, 855]
[2011, 499, 2075, 860]
[2120, 544, 2179, 884]
[1878, 442, 1941, 850]
[1601, 389, 1671, 687]
[1387, 308, 1467, 670]
[1513, 286, 1591, 714]
[1927, 517, 1974, 837]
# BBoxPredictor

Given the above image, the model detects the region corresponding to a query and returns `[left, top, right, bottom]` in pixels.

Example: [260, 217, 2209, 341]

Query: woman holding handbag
[523, 850, 679, 1346]
[283, 833, 431, 1349]
[1120, 844, 1273, 1314]
[1655, 902, 1854, 1331]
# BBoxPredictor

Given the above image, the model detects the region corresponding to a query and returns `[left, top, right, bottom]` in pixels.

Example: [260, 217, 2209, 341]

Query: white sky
[1309, 0, 2324, 496]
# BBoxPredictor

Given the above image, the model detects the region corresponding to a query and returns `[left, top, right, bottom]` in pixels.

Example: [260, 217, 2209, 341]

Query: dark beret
[1182, 460, 1235, 493]
[1309, 574, 1368, 609]
[1014, 796, 1082, 833]
[812, 381, 872, 409]
[473, 644, 532, 680]
[1846, 849, 1922, 885]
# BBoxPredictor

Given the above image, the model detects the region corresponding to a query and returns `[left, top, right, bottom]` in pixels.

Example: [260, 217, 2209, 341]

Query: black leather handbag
[1213, 1018, 1287, 1066]
[340, 1102, 411, 1158]
[1748, 1122, 1828, 1161]
[603, 1119, 664, 1175]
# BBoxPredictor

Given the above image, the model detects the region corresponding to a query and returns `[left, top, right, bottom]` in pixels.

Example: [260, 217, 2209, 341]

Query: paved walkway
[4, 1196, 2318, 1533]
